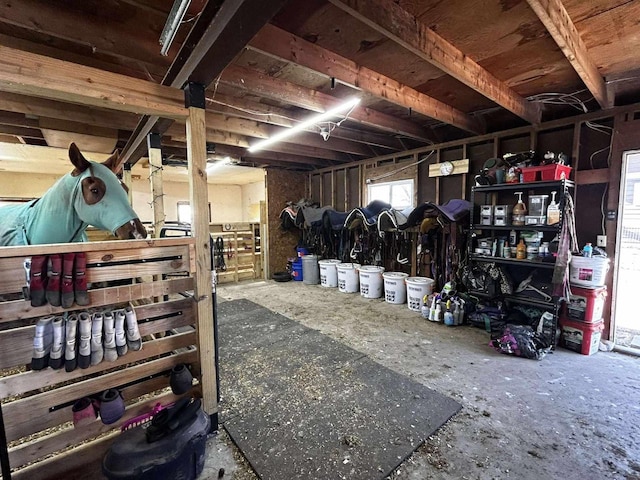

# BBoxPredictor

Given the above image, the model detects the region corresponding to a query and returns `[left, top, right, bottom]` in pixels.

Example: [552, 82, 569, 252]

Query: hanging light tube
[159, 0, 192, 56]
[247, 97, 361, 153]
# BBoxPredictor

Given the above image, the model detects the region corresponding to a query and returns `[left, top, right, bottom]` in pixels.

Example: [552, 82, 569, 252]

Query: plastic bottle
[453, 301, 462, 325]
[512, 192, 527, 226]
[444, 300, 454, 326]
[509, 229, 517, 246]
[434, 301, 442, 323]
[503, 241, 511, 258]
[516, 239, 526, 259]
[547, 191, 560, 225]
[583, 242, 593, 258]
[428, 296, 437, 321]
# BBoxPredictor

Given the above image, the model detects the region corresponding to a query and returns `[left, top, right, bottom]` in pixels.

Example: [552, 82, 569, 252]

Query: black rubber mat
[218, 299, 461, 480]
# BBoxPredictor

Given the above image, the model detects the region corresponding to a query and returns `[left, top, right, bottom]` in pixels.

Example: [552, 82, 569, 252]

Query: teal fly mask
[0, 143, 147, 246]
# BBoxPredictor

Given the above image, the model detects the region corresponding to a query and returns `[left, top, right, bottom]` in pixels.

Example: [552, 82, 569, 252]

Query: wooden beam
[120, 0, 289, 166]
[249, 24, 484, 135]
[329, 0, 541, 125]
[147, 134, 165, 238]
[525, 0, 611, 109]
[185, 84, 217, 419]
[0, 125, 44, 140]
[575, 168, 609, 185]
[0, 46, 187, 118]
[220, 65, 433, 141]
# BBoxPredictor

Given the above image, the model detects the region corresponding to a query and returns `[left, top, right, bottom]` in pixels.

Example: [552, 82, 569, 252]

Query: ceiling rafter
[328, 0, 542, 125]
[219, 64, 434, 142]
[525, 0, 611, 109]
[0, 45, 187, 119]
[248, 23, 484, 135]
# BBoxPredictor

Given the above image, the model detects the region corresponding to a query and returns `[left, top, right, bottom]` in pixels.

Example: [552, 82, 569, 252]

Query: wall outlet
[597, 235, 607, 247]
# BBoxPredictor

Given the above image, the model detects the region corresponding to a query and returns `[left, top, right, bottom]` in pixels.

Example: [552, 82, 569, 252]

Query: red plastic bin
[520, 164, 572, 182]
[559, 318, 603, 355]
[564, 285, 607, 323]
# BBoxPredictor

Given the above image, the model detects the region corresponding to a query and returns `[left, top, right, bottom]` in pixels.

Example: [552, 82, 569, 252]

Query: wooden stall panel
[347, 167, 360, 210]
[0, 238, 203, 475]
[336, 169, 346, 211]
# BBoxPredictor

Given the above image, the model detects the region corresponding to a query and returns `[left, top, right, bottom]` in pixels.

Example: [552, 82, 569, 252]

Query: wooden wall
[308, 105, 640, 338]
[265, 168, 307, 275]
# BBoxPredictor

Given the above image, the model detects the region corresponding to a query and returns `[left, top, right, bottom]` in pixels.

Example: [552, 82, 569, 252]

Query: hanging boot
[45, 254, 62, 307]
[103, 311, 118, 362]
[114, 309, 128, 357]
[61, 253, 75, 309]
[90, 312, 104, 366]
[31, 315, 54, 370]
[74, 252, 89, 306]
[124, 303, 142, 351]
[65, 314, 78, 372]
[49, 316, 66, 370]
[29, 255, 48, 307]
[77, 312, 91, 369]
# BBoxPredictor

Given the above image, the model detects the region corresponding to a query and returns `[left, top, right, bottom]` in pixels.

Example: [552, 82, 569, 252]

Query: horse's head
[69, 143, 147, 240]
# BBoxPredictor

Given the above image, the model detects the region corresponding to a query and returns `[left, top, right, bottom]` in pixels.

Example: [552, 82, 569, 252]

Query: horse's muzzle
[115, 219, 147, 240]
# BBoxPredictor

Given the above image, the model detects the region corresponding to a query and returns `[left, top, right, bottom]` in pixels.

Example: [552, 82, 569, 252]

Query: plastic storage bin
[559, 318, 603, 356]
[565, 285, 607, 322]
[569, 256, 609, 287]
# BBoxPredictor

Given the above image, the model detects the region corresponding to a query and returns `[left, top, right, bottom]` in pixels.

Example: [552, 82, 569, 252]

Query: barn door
[612, 150, 640, 349]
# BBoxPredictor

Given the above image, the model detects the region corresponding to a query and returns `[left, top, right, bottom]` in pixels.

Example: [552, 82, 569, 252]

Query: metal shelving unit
[468, 179, 575, 344]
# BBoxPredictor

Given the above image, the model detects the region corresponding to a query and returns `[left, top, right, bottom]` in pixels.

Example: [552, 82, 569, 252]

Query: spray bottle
[444, 300, 454, 326]
[421, 294, 430, 319]
[547, 191, 560, 225]
[434, 300, 442, 323]
[512, 191, 527, 226]
[428, 295, 438, 321]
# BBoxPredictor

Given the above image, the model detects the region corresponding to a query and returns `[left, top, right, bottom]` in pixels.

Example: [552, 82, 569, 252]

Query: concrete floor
[204, 280, 640, 480]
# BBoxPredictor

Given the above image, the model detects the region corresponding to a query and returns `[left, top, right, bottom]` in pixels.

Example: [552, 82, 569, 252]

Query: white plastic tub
[318, 259, 341, 287]
[383, 272, 409, 304]
[359, 265, 385, 299]
[569, 256, 609, 288]
[406, 277, 435, 311]
[337, 263, 360, 293]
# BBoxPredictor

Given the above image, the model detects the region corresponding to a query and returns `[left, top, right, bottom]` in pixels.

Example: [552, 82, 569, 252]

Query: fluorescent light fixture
[247, 97, 361, 153]
[159, 0, 191, 56]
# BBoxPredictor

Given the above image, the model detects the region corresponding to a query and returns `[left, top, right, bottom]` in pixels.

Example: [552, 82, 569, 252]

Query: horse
[0, 143, 146, 246]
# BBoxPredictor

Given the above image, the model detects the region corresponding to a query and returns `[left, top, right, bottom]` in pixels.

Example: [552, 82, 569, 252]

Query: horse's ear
[69, 143, 91, 175]
[103, 150, 121, 174]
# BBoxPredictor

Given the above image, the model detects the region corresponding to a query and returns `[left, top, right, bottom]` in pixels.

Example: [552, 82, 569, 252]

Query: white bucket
[359, 265, 385, 299]
[383, 272, 409, 304]
[318, 259, 341, 287]
[337, 263, 360, 293]
[569, 256, 609, 287]
[406, 277, 435, 311]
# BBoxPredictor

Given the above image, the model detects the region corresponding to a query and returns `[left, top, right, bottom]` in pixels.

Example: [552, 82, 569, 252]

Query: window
[367, 179, 414, 209]
[176, 201, 211, 224]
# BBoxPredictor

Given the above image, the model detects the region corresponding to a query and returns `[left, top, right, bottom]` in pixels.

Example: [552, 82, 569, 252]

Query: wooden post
[122, 163, 133, 206]
[147, 133, 165, 239]
[185, 82, 217, 424]
[260, 200, 268, 280]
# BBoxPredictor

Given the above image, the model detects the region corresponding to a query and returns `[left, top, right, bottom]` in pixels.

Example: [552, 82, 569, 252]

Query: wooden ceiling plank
[220, 65, 433, 142]
[328, 0, 541, 125]
[526, 0, 611, 108]
[0, 125, 44, 140]
[0, 46, 187, 118]
[249, 23, 484, 135]
[207, 93, 403, 150]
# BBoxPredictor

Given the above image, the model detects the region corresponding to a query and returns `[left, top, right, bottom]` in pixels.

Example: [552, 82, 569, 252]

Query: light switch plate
[597, 235, 607, 247]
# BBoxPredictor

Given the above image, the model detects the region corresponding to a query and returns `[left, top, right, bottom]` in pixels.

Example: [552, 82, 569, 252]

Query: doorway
[613, 150, 640, 348]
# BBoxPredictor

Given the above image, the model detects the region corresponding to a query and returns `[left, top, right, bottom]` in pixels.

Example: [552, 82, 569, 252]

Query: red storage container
[519, 164, 573, 182]
[559, 318, 603, 355]
[565, 285, 607, 323]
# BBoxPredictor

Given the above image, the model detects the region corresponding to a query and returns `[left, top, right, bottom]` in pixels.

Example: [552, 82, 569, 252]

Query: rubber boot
[61, 253, 75, 309]
[29, 255, 48, 307]
[45, 254, 62, 307]
[124, 304, 142, 351]
[114, 309, 128, 357]
[103, 311, 117, 362]
[90, 312, 104, 366]
[31, 315, 54, 370]
[65, 314, 78, 372]
[77, 312, 91, 369]
[74, 252, 89, 306]
[99, 389, 125, 425]
[72, 397, 97, 428]
[49, 316, 66, 370]
[170, 363, 194, 395]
